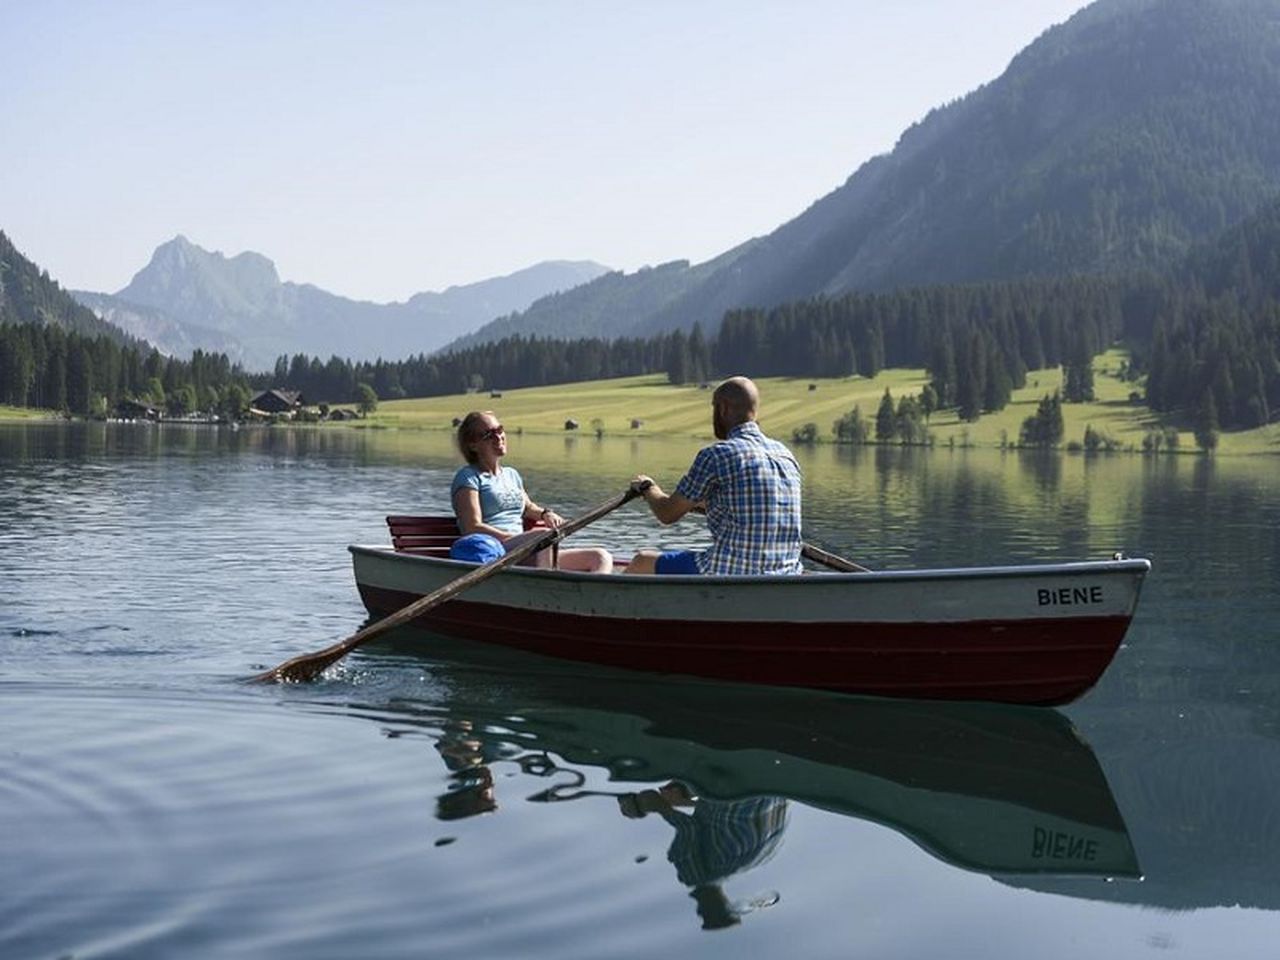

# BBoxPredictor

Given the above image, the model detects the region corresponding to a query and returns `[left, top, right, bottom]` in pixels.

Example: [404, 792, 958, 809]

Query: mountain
[71, 290, 246, 359]
[73, 236, 609, 371]
[451, 0, 1280, 349]
[0, 231, 137, 345]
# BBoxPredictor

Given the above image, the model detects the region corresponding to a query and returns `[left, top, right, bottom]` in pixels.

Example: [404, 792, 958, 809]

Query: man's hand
[631, 475, 696, 525]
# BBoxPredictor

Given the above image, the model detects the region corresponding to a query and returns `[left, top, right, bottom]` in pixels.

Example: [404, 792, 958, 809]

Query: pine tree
[875, 389, 897, 441]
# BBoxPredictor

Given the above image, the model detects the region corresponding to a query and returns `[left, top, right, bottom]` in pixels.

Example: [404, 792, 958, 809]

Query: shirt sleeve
[450, 465, 481, 498]
[674, 447, 718, 503]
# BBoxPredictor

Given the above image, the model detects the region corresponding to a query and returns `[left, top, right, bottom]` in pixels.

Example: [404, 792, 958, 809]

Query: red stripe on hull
[357, 584, 1128, 705]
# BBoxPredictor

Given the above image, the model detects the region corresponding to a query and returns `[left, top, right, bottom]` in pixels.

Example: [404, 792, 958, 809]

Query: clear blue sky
[2, 0, 1090, 302]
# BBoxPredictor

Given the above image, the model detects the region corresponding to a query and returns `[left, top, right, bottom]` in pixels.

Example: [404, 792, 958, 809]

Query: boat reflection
[353, 628, 1141, 889]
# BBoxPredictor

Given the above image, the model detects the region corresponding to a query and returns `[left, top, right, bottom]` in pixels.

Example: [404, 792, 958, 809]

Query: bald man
[627, 376, 803, 575]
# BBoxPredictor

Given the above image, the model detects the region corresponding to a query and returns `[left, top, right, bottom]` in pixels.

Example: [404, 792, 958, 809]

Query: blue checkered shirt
[674, 421, 803, 575]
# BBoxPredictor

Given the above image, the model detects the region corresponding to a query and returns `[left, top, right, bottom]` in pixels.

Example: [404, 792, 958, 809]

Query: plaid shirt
[675, 421, 803, 575]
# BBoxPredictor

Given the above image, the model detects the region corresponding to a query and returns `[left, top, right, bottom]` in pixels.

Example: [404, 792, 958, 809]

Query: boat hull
[350, 546, 1150, 705]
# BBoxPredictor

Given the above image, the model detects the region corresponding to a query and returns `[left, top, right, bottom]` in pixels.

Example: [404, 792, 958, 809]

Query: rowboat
[355, 631, 1140, 879]
[350, 522, 1150, 704]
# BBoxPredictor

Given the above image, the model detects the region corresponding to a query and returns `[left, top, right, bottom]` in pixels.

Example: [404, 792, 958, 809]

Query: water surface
[3, 422, 1280, 958]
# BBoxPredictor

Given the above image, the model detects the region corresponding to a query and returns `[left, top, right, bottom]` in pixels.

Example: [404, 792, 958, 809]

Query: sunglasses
[479, 423, 505, 441]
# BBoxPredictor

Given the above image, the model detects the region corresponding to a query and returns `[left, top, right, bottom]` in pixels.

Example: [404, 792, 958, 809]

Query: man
[627, 375, 803, 575]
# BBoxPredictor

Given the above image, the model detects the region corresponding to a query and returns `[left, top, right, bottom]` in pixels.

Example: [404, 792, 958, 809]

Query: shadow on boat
[341, 625, 1140, 885]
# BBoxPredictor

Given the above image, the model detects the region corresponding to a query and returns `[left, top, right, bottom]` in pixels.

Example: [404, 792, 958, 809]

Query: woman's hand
[541, 508, 564, 528]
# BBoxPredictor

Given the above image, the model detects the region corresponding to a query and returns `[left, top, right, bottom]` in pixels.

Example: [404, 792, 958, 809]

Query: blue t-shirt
[451, 464, 526, 534]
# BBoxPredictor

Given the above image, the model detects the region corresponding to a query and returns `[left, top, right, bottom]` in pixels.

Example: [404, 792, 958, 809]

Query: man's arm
[631, 475, 700, 525]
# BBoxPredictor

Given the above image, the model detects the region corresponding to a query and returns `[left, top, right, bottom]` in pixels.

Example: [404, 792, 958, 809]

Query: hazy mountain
[74, 236, 609, 370]
[71, 290, 244, 359]
[452, 0, 1280, 349]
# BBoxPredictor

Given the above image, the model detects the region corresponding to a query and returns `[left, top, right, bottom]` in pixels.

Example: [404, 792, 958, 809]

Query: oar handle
[801, 541, 870, 573]
[253, 484, 646, 683]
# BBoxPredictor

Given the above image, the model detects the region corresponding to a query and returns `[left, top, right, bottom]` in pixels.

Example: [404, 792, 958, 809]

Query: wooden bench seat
[386, 515, 461, 557]
[385, 514, 550, 558]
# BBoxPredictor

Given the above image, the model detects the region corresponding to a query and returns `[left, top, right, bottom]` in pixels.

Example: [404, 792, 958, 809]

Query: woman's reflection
[434, 718, 497, 820]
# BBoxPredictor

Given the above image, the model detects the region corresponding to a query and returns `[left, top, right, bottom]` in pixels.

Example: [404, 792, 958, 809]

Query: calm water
[4, 421, 1280, 958]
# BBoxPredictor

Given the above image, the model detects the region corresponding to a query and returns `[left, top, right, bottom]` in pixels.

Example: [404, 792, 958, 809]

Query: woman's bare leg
[558, 547, 614, 574]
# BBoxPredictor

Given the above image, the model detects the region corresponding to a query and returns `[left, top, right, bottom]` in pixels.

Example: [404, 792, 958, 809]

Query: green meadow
[362, 349, 1280, 456]
[0, 405, 56, 421]
[5, 349, 1280, 454]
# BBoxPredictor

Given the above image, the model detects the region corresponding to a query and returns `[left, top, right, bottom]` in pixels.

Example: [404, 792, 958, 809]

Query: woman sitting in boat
[452, 410, 613, 574]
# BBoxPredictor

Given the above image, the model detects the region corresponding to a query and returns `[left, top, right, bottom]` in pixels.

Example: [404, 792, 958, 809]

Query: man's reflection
[618, 781, 788, 930]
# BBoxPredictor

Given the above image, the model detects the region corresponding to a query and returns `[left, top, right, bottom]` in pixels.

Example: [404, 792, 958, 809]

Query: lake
[3, 421, 1280, 959]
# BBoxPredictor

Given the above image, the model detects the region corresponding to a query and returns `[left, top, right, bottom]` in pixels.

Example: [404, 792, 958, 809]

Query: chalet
[249, 389, 304, 415]
[114, 399, 159, 420]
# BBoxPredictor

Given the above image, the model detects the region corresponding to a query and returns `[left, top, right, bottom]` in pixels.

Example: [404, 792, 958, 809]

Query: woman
[451, 411, 613, 573]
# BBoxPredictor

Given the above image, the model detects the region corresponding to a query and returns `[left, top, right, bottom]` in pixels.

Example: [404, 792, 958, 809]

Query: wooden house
[114, 399, 159, 420]
[249, 389, 304, 415]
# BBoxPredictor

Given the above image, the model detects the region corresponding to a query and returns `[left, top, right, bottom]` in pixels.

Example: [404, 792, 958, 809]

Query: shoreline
[6, 358, 1279, 456]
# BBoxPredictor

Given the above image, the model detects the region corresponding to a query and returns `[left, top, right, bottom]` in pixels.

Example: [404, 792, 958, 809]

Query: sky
[2, 0, 1091, 303]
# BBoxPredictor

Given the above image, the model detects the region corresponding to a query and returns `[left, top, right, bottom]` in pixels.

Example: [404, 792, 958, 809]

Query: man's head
[712, 376, 759, 439]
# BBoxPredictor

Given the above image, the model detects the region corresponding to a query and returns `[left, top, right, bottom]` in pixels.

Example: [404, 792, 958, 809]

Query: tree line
[0, 322, 254, 417]
[6, 204, 1280, 440]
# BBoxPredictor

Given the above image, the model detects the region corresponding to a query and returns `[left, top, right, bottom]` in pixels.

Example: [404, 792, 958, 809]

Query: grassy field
[0, 405, 58, 421]
[6, 350, 1280, 454]
[360, 348, 1280, 455]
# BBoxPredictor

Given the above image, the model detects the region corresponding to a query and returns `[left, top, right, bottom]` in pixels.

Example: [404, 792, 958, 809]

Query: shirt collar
[727, 421, 762, 440]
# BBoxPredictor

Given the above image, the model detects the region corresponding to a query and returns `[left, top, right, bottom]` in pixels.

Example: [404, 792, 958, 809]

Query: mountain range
[16, 0, 1280, 376]
[71, 237, 609, 371]
[449, 0, 1280, 350]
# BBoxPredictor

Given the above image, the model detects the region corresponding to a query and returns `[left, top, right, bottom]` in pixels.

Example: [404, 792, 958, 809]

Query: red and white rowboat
[351, 521, 1150, 704]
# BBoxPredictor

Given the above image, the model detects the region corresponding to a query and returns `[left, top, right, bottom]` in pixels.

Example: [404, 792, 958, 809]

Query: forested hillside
[1, 232, 136, 344]
[1, 233, 258, 416]
[1143, 198, 1280, 430]
[8, 185, 1280, 437]
[453, 0, 1280, 350]
[248, 191, 1280, 438]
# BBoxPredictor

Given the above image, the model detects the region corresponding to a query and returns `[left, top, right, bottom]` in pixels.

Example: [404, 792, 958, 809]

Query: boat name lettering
[1032, 826, 1098, 862]
[1037, 585, 1103, 607]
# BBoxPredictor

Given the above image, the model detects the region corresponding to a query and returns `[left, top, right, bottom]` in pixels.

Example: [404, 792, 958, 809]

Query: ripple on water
[0, 684, 708, 960]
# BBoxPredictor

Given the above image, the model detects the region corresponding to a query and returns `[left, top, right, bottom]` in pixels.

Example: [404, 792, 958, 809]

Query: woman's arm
[521, 492, 563, 529]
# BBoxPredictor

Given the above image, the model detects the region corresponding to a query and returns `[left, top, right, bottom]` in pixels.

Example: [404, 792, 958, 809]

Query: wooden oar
[252, 485, 645, 683]
[801, 541, 871, 573]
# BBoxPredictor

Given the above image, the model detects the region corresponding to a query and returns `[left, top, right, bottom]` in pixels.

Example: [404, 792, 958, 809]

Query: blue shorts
[655, 550, 700, 575]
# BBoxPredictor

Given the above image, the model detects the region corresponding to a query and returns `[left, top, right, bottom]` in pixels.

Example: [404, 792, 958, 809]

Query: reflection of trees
[1015, 447, 1062, 492]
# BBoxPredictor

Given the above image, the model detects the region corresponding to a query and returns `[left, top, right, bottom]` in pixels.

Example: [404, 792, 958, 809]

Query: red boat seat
[385, 514, 549, 558]
[385, 515, 460, 556]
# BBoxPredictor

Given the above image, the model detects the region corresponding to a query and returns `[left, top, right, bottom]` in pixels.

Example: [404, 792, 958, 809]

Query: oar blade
[251, 646, 347, 684]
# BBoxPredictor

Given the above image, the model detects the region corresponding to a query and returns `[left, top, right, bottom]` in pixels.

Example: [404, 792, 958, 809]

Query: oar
[252, 485, 645, 684]
[801, 541, 871, 573]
